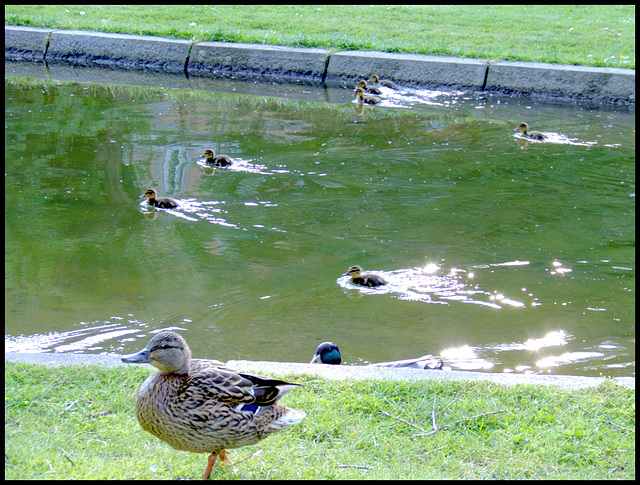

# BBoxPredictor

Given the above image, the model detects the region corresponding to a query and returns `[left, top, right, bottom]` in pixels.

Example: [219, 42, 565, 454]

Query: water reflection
[4, 75, 634, 378]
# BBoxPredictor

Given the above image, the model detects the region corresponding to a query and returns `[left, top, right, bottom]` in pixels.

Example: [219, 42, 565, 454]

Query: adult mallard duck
[354, 87, 382, 105]
[203, 149, 233, 167]
[369, 74, 398, 90]
[121, 331, 305, 479]
[140, 188, 179, 208]
[343, 265, 387, 287]
[515, 122, 546, 140]
[310, 342, 443, 370]
[356, 79, 383, 95]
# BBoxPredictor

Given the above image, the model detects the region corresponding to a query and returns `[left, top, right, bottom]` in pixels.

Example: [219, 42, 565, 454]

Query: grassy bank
[5, 362, 635, 480]
[4, 5, 635, 69]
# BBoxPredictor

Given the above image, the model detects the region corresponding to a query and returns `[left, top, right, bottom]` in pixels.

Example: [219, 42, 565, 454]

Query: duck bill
[309, 353, 322, 364]
[121, 348, 152, 364]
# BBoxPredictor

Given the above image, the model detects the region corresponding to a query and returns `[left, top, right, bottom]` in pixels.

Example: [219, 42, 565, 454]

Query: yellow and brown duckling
[203, 149, 233, 167]
[515, 122, 546, 140]
[356, 79, 383, 95]
[343, 265, 387, 287]
[369, 74, 398, 90]
[354, 87, 382, 105]
[310, 342, 443, 370]
[121, 331, 305, 480]
[140, 188, 179, 208]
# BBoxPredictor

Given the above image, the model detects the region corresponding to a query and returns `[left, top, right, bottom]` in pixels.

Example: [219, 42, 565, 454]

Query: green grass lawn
[4, 5, 635, 68]
[5, 362, 635, 479]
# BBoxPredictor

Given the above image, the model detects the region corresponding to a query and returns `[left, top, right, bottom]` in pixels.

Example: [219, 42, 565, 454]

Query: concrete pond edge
[5, 25, 635, 105]
[5, 352, 635, 390]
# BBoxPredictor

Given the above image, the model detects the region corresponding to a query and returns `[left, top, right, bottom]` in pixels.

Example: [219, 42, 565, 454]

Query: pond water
[4, 70, 635, 378]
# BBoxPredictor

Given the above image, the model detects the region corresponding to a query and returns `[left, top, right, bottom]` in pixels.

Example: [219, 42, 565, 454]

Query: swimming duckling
[310, 342, 443, 370]
[343, 265, 387, 287]
[515, 122, 546, 140]
[203, 149, 233, 167]
[356, 79, 383, 95]
[122, 331, 305, 479]
[369, 74, 398, 90]
[354, 87, 382, 105]
[140, 188, 179, 209]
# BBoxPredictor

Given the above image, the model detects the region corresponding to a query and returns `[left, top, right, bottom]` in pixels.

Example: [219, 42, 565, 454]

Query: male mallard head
[121, 331, 192, 374]
[310, 342, 342, 365]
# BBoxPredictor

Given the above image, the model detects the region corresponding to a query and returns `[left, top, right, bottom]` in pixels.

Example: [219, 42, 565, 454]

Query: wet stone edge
[5, 25, 636, 105]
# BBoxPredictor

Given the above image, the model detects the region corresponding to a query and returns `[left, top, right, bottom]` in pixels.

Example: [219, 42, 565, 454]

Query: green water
[4, 76, 635, 377]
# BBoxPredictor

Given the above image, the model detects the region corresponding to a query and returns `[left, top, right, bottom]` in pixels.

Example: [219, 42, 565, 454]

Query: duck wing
[181, 367, 299, 407]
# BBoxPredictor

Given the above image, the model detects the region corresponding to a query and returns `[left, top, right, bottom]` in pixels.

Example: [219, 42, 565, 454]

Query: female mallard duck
[343, 265, 387, 287]
[140, 188, 179, 208]
[310, 342, 443, 370]
[121, 331, 305, 479]
[356, 79, 383, 95]
[354, 87, 382, 105]
[515, 122, 546, 140]
[203, 149, 233, 167]
[369, 74, 398, 90]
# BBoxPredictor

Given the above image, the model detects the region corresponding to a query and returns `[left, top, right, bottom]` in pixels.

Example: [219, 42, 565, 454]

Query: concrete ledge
[5, 352, 634, 390]
[4, 26, 636, 105]
[486, 61, 636, 104]
[47, 29, 191, 73]
[325, 50, 488, 90]
[188, 41, 329, 84]
[4, 25, 51, 62]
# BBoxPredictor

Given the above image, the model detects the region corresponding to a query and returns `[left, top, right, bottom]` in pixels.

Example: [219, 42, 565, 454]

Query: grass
[4, 5, 635, 68]
[5, 362, 635, 479]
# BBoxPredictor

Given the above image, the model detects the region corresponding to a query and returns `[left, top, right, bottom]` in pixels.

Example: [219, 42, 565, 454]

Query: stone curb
[189, 41, 329, 84]
[5, 25, 635, 104]
[5, 352, 635, 390]
[324, 50, 488, 90]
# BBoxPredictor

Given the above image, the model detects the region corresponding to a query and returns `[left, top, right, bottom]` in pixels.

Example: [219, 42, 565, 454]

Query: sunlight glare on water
[4, 73, 635, 378]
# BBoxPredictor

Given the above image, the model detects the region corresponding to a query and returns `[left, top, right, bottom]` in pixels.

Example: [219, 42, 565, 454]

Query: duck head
[310, 342, 342, 365]
[202, 149, 215, 161]
[140, 188, 157, 200]
[343, 265, 363, 278]
[122, 331, 192, 374]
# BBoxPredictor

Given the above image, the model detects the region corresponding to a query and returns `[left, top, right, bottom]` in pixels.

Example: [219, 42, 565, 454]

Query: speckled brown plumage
[121, 331, 305, 479]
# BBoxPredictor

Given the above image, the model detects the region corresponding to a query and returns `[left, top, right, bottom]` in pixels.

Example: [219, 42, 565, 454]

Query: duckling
[343, 265, 387, 287]
[121, 331, 305, 479]
[515, 122, 546, 140]
[203, 149, 233, 167]
[140, 188, 179, 209]
[310, 342, 443, 370]
[369, 74, 398, 90]
[354, 87, 382, 105]
[356, 79, 383, 95]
